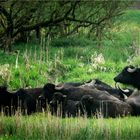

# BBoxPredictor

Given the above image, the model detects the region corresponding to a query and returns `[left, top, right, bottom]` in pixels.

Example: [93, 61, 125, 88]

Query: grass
[0, 38, 133, 89]
[0, 113, 140, 140]
[1, 9, 140, 139]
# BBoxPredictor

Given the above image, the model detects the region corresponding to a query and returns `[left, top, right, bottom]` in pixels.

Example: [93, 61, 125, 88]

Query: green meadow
[0, 10, 140, 139]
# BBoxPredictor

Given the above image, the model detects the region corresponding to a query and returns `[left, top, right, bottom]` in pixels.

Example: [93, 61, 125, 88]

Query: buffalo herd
[0, 65, 140, 118]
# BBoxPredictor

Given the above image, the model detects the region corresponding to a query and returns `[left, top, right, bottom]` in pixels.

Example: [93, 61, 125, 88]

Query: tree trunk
[96, 26, 102, 48]
[4, 25, 13, 52]
[36, 26, 41, 39]
[4, 36, 12, 52]
[18, 31, 29, 43]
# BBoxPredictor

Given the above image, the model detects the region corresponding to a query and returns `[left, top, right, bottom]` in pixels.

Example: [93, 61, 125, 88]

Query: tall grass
[0, 31, 135, 89]
[0, 113, 140, 140]
[0, 44, 126, 89]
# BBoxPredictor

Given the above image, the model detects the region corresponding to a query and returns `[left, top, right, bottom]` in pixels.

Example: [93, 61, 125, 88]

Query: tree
[0, 0, 131, 51]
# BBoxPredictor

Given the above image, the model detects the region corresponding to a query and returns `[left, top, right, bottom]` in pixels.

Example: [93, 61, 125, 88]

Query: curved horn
[115, 82, 119, 89]
[7, 89, 18, 93]
[115, 82, 129, 93]
[122, 93, 128, 100]
[55, 85, 64, 90]
[127, 67, 136, 73]
[115, 83, 128, 100]
[90, 80, 96, 85]
[120, 89, 130, 93]
[83, 80, 96, 87]
[116, 83, 130, 93]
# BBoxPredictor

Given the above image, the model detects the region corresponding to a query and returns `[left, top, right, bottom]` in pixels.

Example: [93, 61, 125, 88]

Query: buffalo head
[114, 65, 140, 89]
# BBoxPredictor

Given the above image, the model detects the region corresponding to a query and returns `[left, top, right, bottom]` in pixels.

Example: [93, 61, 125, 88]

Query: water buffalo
[50, 92, 83, 117]
[80, 95, 132, 118]
[0, 86, 18, 115]
[24, 87, 43, 100]
[81, 79, 133, 100]
[40, 83, 56, 102]
[63, 100, 82, 117]
[39, 81, 131, 111]
[40, 82, 84, 102]
[15, 88, 36, 115]
[114, 65, 140, 115]
[84, 79, 112, 89]
[40, 82, 121, 103]
[125, 90, 140, 115]
[54, 85, 120, 102]
[57, 82, 84, 88]
[22, 87, 43, 112]
[40, 79, 116, 104]
[37, 83, 57, 111]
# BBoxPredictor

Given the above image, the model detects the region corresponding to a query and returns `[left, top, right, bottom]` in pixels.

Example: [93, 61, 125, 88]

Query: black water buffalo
[125, 90, 140, 115]
[50, 92, 82, 117]
[41, 83, 56, 102]
[80, 95, 132, 118]
[57, 79, 111, 89]
[38, 83, 57, 110]
[40, 82, 121, 102]
[49, 92, 67, 115]
[22, 87, 43, 111]
[53, 84, 120, 102]
[39, 81, 132, 111]
[24, 87, 43, 100]
[114, 65, 140, 89]
[40, 79, 116, 103]
[84, 79, 112, 89]
[0, 86, 18, 115]
[57, 82, 84, 88]
[64, 100, 82, 117]
[81, 79, 133, 100]
[115, 89, 140, 116]
[114, 65, 140, 115]
[15, 88, 36, 115]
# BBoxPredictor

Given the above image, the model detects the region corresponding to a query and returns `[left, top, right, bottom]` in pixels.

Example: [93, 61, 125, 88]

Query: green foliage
[50, 37, 95, 47]
[0, 1, 130, 51]
[119, 10, 140, 25]
[129, 56, 140, 67]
